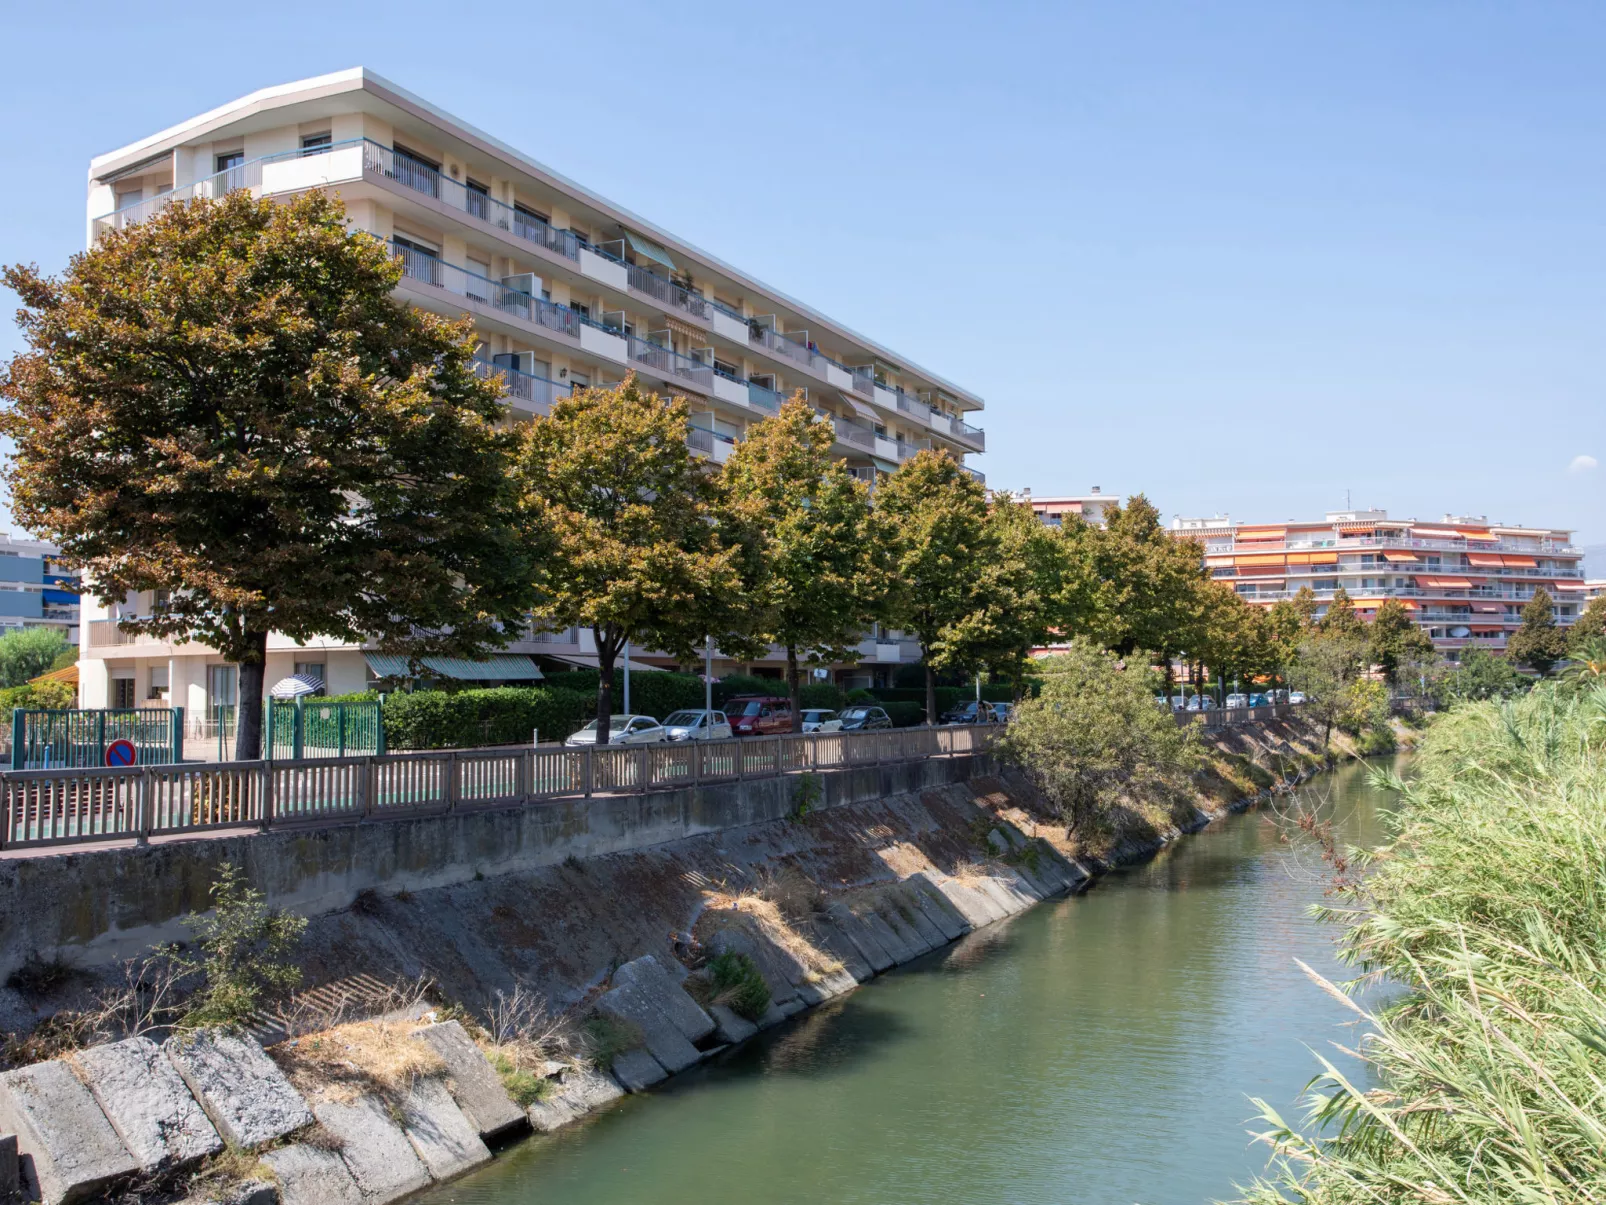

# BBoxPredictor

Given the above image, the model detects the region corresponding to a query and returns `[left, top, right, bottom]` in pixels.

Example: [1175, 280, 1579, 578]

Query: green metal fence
[10, 708, 184, 770]
[217, 699, 385, 761]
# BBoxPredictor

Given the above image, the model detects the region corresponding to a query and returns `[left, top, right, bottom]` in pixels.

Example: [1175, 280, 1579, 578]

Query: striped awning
[1466, 553, 1505, 567]
[870, 457, 900, 474]
[1501, 555, 1538, 568]
[1463, 531, 1500, 542]
[364, 653, 543, 681]
[1382, 550, 1420, 562]
[1417, 576, 1475, 589]
[1235, 527, 1285, 541]
[625, 231, 676, 271]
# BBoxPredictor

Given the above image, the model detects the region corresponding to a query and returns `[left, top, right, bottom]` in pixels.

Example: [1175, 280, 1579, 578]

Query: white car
[662, 709, 733, 741]
[1224, 693, 1249, 709]
[800, 708, 843, 733]
[564, 714, 666, 746]
[1287, 691, 1307, 705]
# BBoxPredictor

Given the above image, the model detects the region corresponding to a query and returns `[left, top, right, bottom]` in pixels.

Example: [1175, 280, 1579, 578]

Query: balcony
[471, 356, 571, 418]
[628, 335, 713, 393]
[686, 425, 736, 465]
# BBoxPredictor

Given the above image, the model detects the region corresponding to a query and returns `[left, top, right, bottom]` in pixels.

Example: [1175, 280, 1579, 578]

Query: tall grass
[1234, 684, 1606, 1204]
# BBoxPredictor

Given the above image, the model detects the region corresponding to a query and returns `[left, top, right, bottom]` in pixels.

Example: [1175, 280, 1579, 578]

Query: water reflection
[417, 759, 1394, 1205]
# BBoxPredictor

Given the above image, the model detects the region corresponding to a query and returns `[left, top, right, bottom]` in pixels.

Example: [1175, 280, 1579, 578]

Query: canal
[420, 758, 1396, 1205]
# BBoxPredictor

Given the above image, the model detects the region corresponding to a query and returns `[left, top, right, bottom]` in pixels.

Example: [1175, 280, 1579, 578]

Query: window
[116, 188, 143, 211]
[466, 179, 489, 220]
[148, 666, 169, 701]
[392, 236, 440, 285]
[570, 302, 590, 320]
[215, 151, 244, 173]
[300, 132, 332, 155]
[207, 664, 238, 709]
[113, 679, 136, 709]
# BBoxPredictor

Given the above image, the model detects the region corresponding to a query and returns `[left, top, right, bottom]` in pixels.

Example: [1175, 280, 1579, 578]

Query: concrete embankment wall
[0, 753, 992, 984]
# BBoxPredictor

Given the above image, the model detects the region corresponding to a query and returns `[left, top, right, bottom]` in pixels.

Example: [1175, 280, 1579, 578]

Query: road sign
[105, 739, 137, 768]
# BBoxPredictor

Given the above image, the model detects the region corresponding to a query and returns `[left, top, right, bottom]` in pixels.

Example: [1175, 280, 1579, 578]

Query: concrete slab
[164, 1030, 312, 1151]
[411, 1021, 526, 1139]
[876, 901, 935, 958]
[707, 1004, 757, 1045]
[906, 873, 972, 941]
[932, 876, 1003, 927]
[859, 907, 918, 964]
[974, 874, 1031, 916]
[825, 903, 894, 973]
[612, 956, 716, 1044]
[610, 1049, 667, 1093]
[595, 981, 701, 1074]
[312, 1096, 431, 1203]
[73, 1036, 221, 1171]
[526, 1095, 581, 1133]
[0, 1059, 138, 1205]
[558, 1067, 625, 1113]
[889, 886, 949, 950]
[175, 1179, 276, 1205]
[259, 1143, 363, 1205]
[400, 1076, 491, 1182]
[705, 929, 800, 1006]
[809, 919, 875, 982]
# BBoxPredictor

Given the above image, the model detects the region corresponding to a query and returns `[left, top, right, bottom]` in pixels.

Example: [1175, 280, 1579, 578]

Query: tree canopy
[0, 191, 527, 756]
[0, 627, 70, 688]
[1506, 588, 1568, 677]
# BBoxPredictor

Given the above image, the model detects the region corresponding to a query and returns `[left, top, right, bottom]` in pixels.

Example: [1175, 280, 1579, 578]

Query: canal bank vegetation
[1238, 683, 1606, 1203]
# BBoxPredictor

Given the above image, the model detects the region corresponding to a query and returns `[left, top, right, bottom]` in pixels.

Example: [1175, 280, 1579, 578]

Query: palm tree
[1560, 636, 1606, 685]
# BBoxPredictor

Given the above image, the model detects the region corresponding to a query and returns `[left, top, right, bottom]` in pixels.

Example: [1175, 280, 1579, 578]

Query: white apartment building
[77, 69, 986, 713]
[1022, 487, 1121, 528]
[0, 535, 82, 648]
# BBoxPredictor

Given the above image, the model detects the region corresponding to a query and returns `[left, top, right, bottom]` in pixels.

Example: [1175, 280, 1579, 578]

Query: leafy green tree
[719, 398, 881, 730]
[999, 638, 1199, 835]
[1506, 588, 1568, 677]
[0, 627, 69, 687]
[1288, 585, 1320, 629]
[1289, 634, 1369, 748]
[1441, 644, 1528, 703]
[1, 191, 527, 757]
[1568, 593, 1606, 652]
[876, 451, 997, 724]
[1368, 597, 1437, 685]
[1319, 586, 1364, 637]
[515, 375, 752, 742]
[177, 863, 306, 1030]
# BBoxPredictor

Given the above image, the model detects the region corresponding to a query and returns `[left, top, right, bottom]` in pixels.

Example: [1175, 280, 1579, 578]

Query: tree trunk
[785, 646, 802, 733]
[234, 628, 270, 761]
[924, 659, 937, 727]
[595, 633, 616, 747]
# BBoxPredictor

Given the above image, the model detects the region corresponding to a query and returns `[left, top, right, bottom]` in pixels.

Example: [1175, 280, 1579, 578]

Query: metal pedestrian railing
[0, 725, 1001, 852]
[10, 708, 185, 770]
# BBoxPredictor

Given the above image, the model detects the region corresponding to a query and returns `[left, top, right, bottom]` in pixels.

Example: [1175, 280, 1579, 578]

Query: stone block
[875, 902, 935, 959]
[595, 981, 700, 1074]
[557, 1066, 624, 1113]
[610, 1049, 667, 1093]
[612, 956, 716, 1044]
[411, 1021, 526, 1139]
[400, 1076, 490, 1182]
[707, 1004, 757, 1046]
[526, 1096, 581, 1133]
[164, 1030, 312, 1151]
[889, 887, 949, 950]
[825, 904, 895, 972]
[0, 1059, 138, 1205]
[312, 1096, 430, 1203]
[860, 908, 918, 964]
[74, 1036, 221, 1171]
[260, 1143, 363, 1205]
[810, 919, 875, 982]
[932, 876, 1003, 927]
[0, 1133, 16, 1197]
[907, 874, 971, 941]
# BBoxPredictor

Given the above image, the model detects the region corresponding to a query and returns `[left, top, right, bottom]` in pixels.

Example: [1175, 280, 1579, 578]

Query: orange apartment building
[1171, 509, 1585, 658]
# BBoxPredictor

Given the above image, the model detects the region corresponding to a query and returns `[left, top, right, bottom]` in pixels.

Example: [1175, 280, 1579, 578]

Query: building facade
[76, 69, 984, 713]
[1173, 509, 1584, 658]
[1022, 487, 1121, 528]
[0, 535, 82, 648]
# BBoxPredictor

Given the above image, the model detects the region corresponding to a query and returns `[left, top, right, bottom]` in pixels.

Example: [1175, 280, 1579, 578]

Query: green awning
[870, 457, 899, 474]
[364, 653, 543, 681]
[625, 231, 676, 272]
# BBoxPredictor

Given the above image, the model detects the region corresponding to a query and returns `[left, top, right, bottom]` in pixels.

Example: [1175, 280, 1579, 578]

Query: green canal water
[420, 759, 1397, 1205]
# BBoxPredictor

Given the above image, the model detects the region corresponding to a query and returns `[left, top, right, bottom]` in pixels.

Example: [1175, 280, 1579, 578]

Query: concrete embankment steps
[0, 1018, 537, 1205]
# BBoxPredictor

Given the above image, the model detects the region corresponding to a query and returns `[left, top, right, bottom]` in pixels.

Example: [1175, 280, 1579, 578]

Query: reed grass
[1233, 684, 1606, 1204]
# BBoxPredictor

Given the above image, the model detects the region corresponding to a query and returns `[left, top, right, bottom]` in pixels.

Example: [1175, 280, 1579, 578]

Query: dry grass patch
[695, 871, 844, 985]
[271, 1020, 445, 1104]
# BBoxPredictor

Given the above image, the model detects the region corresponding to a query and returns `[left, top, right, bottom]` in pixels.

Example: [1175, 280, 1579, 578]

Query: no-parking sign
[105, 739, 137, 767]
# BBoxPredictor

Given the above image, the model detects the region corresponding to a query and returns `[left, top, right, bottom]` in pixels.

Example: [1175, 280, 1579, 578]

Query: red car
[727, 695, 794, 736]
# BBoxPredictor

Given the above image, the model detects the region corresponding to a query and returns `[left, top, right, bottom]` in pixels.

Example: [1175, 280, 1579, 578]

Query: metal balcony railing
[470, 356, 572, 416]
[392, 240, 592, 341]
[628, 335, 714, 392]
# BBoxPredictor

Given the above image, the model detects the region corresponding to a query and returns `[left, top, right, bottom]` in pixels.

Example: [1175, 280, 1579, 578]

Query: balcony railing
[961, 466, 986, 485]
[392, 241, 591, 341]
[470, 356, 572, 417]
[628, 335, 714, 392]
[749, 323, 813, 367]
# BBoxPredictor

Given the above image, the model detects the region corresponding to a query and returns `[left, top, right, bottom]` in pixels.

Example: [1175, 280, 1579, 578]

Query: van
[727, 695, 794, 736]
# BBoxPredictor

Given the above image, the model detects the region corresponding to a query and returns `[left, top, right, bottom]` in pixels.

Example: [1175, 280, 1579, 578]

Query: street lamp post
[705, 636, 714, 713]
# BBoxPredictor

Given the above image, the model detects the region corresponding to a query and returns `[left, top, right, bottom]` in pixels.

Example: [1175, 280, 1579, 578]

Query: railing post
[693, 740, 702, 786]
[170, 707, 184, 765]
[134, 766, 152, 845]
[584, 747, 594, 798]
[638, 746, 649, 794]
[517, 748, 531, 804]
[444, 752, 459, 812]
[361, 757, 376, 819]
[10, 709, 23, 772]
[259, 761, 275, 831]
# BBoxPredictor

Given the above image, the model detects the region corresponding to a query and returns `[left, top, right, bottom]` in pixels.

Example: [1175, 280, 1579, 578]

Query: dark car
[940, 700, 998, 725]
[727, 695, 794, 736]
[838, 705, 893, 731]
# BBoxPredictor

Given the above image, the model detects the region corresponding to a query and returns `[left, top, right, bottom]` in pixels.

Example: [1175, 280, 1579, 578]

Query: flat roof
[89, 67, 984, 409]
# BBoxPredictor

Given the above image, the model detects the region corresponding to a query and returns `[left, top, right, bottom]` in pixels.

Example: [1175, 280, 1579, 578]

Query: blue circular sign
[105, 739, 137, 767]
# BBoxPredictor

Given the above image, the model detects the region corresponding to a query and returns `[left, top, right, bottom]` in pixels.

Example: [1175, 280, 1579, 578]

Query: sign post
[105, 739, 137, 768]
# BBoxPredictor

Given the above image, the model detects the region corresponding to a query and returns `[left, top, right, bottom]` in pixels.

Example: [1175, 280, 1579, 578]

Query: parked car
[838, 705, 893, 731]
[941, 700, 998, 725]
[1169, 695, 1189, 710]
[800, 709, 843, 733]
[991, 701, 1014, 723]
[565, 714, 666, 746]
[727, 696, 794, 736]
[662, 709, 732, 741]
[1224, 693, 1249, 709]
[1249, 693, 1270, 708]
[1288, 691, 1307, 704]
[1185, 696, 1216, 711]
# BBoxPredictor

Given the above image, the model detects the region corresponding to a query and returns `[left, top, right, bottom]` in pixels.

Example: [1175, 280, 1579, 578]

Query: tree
[1289, 634, 1369, 748]
[1319, 586, 1364, 637]
[1506, 588, 1567, 677]
[876, 451, 997, 725]
[515, 375, 751, 742]
[1288, 585, 1320, 630]
[1442, 644, 1527, 703]
[0, 627, 69, 687]
[1569, 593, 1606, 652]
[719, 398, 881, 731]
[1267, 591, 1316, 688]
[1, 191, 527, 757]
[1560, 636, 1606, 689]
[1368, 597, 1436, 685]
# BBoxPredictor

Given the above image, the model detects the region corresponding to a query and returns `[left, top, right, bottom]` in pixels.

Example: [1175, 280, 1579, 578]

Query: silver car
[800, 708, 843, 733]
[564, 714, 667, 746]
[662, 709, 733, 741]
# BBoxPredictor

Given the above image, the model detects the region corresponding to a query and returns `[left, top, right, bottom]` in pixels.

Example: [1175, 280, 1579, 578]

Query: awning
[1338, 523, 1375, 534]
[1235, 527, 1285, 541]
[870, 457, 900, 474]
[1237, 553, 1286, 567]
[664, 317, 705, 343]
[625, 231, 676, 271]
[1466, 554, 1505, 568]
[364, 653, 543, 681]
[1473, 604, 1505, 613]
[1410, 527, 1461, 538]
[1417, 576, 1474, 589]
[1397, 600, 1420, 611]
[1239, 565, 1286, 576]
[842, 393, 879, 422]
[1463, 531, 1499, 542]
[1501, 555, 1538, 568]
[1555, 581, 1587, 591]
[539, 654, 666, 672]
[1382, 551, 1420, 562]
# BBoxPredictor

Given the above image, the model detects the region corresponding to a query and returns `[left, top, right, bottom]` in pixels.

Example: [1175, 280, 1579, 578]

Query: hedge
[381, 686, 592, 750]
[536, 669, 709, 720]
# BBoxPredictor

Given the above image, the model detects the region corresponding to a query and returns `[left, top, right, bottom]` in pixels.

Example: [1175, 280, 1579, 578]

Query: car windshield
[841, 708, 869, 719]
[804, 710, 836, 721]
[664, 711, 703, 727]
[739, 701, 765, 716]
[579, 717, 634, 732]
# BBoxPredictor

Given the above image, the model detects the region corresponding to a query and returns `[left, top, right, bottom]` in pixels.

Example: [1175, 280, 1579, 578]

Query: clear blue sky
[3, 1, 1603, 547]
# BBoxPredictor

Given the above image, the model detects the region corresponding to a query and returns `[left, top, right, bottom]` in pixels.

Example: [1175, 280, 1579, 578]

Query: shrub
[540, 668, 708, 719]
[179, 863, 307, 1030]
[0, 627, 69, 688]
[706, 951, 771, 1021]
[382, 686, 591, 749]
[845, 687, 877, 704]
[879, 701, 925, 728]
[798, 682, 845, 710]
[583, 1015, 643, 1064]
